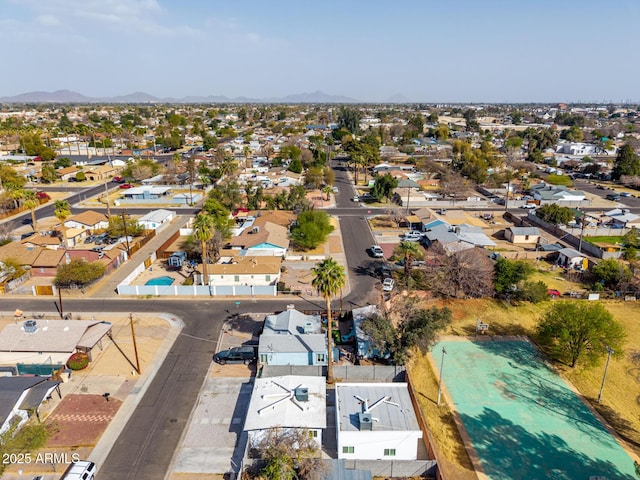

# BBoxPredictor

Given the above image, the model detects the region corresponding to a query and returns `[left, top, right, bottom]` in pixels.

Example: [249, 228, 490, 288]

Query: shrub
[67, 352, 89, 370]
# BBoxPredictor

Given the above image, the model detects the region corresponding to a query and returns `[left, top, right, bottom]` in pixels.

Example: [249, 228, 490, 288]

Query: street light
[437, 347, 447, 406]
[597, 345, 614, 404]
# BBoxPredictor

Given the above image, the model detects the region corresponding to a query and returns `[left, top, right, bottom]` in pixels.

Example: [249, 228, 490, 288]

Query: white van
[60, 460, 96, 480]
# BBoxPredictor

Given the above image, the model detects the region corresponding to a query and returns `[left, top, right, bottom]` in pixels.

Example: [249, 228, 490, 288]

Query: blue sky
[1, 0, 639, 102]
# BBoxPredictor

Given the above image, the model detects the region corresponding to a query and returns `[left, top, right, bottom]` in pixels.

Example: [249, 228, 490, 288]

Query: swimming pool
[145, 276, 175, 286]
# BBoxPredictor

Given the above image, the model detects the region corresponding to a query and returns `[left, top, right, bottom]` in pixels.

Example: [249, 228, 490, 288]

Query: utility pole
[597, 346, 614, 404]
[129, 313, 141, 374]
[104, 182, 111, 217]
[121, 211, 131, 257]
[57, 285, 64, 319]
[437, 347, 447, 406]
[578, 213, 587, 253]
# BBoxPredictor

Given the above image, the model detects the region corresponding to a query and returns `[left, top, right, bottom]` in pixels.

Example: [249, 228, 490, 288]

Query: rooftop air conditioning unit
[252, 226, 260, 234]
[23, 320, 38, 334]
[358, 413, 373, 431]
[294, 387, 309, 402]
[303, 321, 314, 334]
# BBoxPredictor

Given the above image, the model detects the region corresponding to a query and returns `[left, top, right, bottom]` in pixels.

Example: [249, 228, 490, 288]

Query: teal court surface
[434, 338, 637, 480]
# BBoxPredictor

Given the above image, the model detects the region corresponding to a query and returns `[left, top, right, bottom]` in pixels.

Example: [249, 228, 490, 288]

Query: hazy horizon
[2, 0, 639, 103]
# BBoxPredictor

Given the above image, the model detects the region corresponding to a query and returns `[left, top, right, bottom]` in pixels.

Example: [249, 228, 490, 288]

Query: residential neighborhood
[0, 99, 639, 480]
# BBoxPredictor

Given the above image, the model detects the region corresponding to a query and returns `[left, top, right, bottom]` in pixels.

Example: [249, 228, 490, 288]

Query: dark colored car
[214, 346, 256, 365]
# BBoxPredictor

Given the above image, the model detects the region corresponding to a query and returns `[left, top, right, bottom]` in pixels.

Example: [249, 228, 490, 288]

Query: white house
[63, 210, 109, 231]
[243, 375, 326, 450]
[194, 255, 282, 286]
[0, 377, 61, 435]
[557, 248, 587, 270]
[504, 226, 542, 244]
[137, 209, 175, 231]
[335, 383, 423, 460]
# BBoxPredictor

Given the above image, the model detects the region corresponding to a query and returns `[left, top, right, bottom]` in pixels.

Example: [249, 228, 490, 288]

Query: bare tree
[251, 427, 326, 480]
[387, 208, 405, 228]
[426, 246, 494, 298]
[439, 170, 470, 199]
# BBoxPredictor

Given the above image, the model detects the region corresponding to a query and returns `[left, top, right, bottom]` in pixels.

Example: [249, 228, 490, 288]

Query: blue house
[258, 307, 328, 366]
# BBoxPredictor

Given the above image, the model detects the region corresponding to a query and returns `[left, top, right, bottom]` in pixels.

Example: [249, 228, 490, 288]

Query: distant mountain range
[0, 89, 372, 104]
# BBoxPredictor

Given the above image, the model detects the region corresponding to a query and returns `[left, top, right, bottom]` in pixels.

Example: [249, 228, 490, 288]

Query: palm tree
[397, 241, 422, 286]
[22, 190, 40, 231]
[322, 185, 333, 201]
[312, 258, 346, 384]
[54, 200, 71, 224]
[192, 213, 215, 286]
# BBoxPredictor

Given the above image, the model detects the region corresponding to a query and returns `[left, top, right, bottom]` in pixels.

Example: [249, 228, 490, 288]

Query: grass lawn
[584, 235, 624, 245]
[407, 296, 640, 475]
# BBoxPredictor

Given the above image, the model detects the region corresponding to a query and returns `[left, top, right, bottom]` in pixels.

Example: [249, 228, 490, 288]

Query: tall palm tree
[322, 185, 333, 201]
[312, 258, 346, 384]
[397, 240, 422, 286]
[54, 200, 71, 224]
[22, 190, 39, 231]
[192, 213, 215, 286]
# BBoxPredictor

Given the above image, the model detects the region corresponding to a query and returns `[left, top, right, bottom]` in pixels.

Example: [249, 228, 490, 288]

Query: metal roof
[244, 375, 326, 431]
[335, 383, 420, 433]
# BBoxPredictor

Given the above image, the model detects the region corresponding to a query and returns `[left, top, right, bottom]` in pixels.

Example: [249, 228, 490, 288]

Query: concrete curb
[88, 312, 185, 469]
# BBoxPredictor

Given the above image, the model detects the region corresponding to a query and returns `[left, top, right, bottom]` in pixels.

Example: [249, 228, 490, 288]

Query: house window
[308, 430, 318, 438]
[342, 446, 354, 454]
[525, 235, 530, 241]
[383, 448, 396, 457]
[260, 354, 268, 364]
[316, 354, 326, 363]
[234, 275, 240, 282]
[265, 275, 271, 282]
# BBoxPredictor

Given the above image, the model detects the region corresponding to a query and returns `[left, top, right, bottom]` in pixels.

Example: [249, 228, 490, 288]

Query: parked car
[605, 193, 620, 201]
[547, 289, 561, 297]
[369, 245, 384, 258]
[382, 278, 395, 292]
[84, 235, 96, 244]
[119, 183, 133, 189]
[332, 186, 339, 194]
[596, 185, 606, 190]
[214, 346, 256, 365]
[351, 195, 359, 202]
[620, 192, 631, 197]
[520, 203, 536, 209]
[113, 176, 124, 183]
[402, 231, 423, 241]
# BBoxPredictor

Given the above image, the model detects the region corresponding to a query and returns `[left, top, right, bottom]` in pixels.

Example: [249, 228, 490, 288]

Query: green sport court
[434, 338, 637, 479]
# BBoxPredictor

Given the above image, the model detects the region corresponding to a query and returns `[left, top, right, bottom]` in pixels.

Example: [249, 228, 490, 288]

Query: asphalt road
[0, 297, 313, 480]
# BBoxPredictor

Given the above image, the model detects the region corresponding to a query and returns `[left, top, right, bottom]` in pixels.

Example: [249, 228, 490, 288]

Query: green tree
[54, 259, 106, 287]
[54, 200, 71, 223]
[312, 258, 346, 383]
[54, 157, 72, 168]
[107, 215, 144, 238]
[288, 158, 303, 174]
[537, 301, 626, 368]
[0, 165, 27, 190]
[612, 144, 640, 181]
[291, 210, 334, 250]
[75, 171, 86, 182]
[304, 166, 325, 190]
[396, 241, 422, 286]
[494, 257, 534, 294]
[517, 280, 549, 303]
[434, 123, 450, 141]
[590, 258, 631, 290]
[22, 190, 39, 230]
[535, 203, 575, 225]
[40, 162, 58, 183]
[370, 174, 398, 202]
[192, 213, 215, 286]
[256, 427, 323, 480]
[337, 107, 361, 134]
